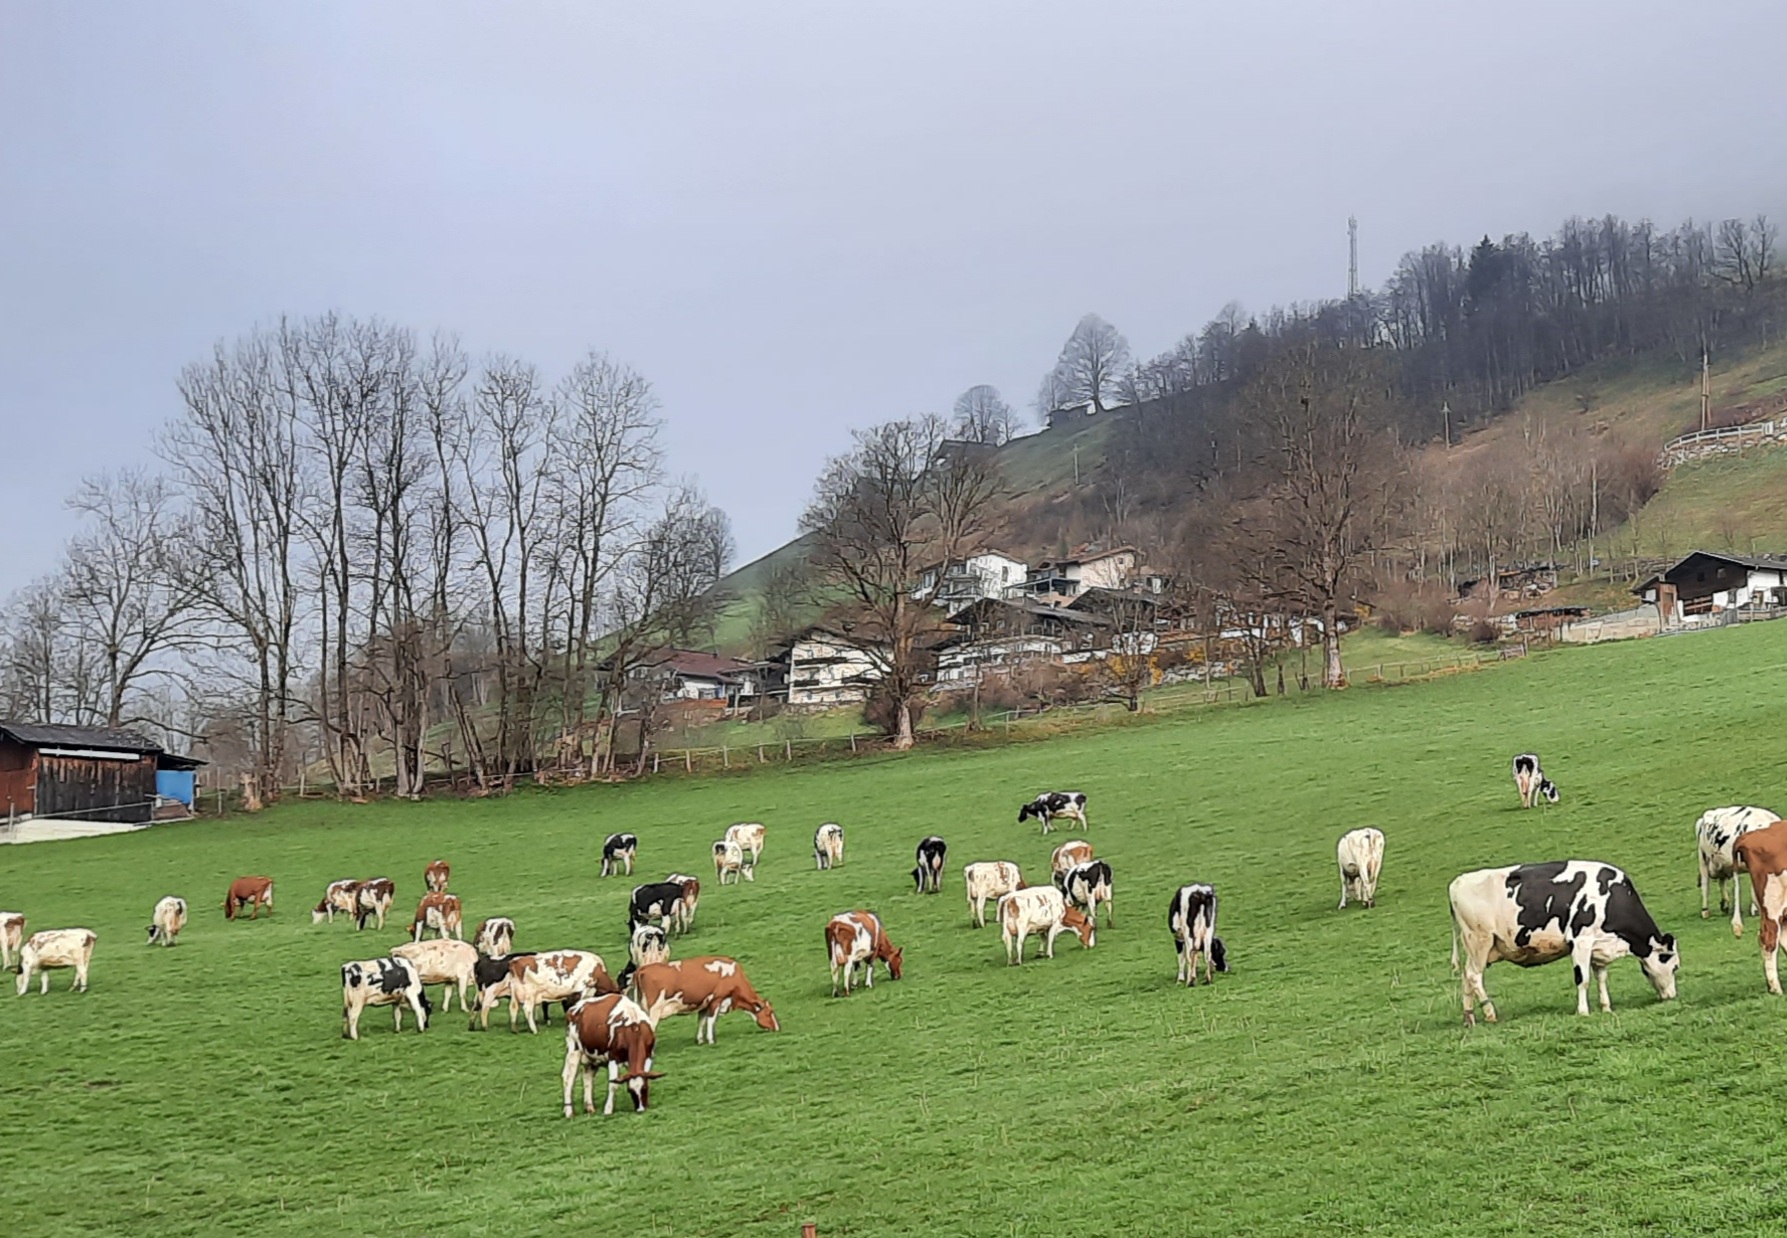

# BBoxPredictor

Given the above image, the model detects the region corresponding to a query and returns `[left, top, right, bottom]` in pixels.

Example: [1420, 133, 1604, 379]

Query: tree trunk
[893, 700, 915, 750]
[1323, 599, 1348, 689]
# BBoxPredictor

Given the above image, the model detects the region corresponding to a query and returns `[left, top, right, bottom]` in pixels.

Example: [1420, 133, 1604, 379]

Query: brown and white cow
[1732, 822, 1787, 994]
[725, 822, 766, 867]
[146, 896, 188, 946]
[562, 993, 662, 1116]
[666, 874, 700, 933]
[964, 861, 1025, 928]
[998, 887, 1095, 964]
[474, 916, 516, 958]
[16, 928, 96, 995]
[341, 956, 431, 1040]
[506, 950, 617, 1033]
[424, 859, 451, 893]
[223, 876, 274, 920]
[826, 910, 902, 996]
[313, 879, 360, 925]
[630, 956, 780, 1044]
[713, 839, 751, 885]
[0, 912, 24, 970]
[1050, 840, 1094, 884]
[355, 878, 395, 930]
[390, 938, 480, 1013]
[410, 892, 463, 941]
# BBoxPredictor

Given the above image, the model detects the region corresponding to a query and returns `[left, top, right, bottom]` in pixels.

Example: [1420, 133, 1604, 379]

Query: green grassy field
[6, 623, 1787, 1236]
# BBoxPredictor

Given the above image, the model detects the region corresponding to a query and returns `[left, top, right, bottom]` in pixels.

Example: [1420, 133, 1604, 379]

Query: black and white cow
[1695, 805, 1780, 934]
[1167, 884, 1227, 986]
[1448, 860, 1679, 1024]
[602, 833, 638, 879]
[341, 956, 433, 1040]
[912, 836, 947, 894]
[469, 952, 530, 1031]
[1060, 859, 1114, 927]
[1511, 754, 1558, 809]
[629, 881, 686, 934]
[1018, 791, 1088, 834]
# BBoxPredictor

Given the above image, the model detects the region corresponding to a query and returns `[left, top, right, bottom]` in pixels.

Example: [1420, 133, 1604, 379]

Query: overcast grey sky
[4, 1, 1785, 593]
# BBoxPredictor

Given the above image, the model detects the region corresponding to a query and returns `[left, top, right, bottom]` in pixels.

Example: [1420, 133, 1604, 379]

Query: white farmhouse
[914, 550, 1028, 607]
[1634, 550, 1787, 623]
[773, 626, 885, 707]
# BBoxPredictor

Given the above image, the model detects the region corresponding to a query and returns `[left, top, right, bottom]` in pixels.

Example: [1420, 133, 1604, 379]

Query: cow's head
[885, 947, 904, 980]
[144, 925, 159, 944]
[588, 965, 621, 997]
[1017, 803, 1036, 824]
[1641, 933, 1679, 1001]
[416, 988, 435, 1027]
[1540, 779, 1560, 804]
[311, 904, 331, 925]
[752, 1000, 781, 1032]
[622, 1065, 663, 1111]
[1062, 906, 1096, 949]
[1210, 936, 1230, 973]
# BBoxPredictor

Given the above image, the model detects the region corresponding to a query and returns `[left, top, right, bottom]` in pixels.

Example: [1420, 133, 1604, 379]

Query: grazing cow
[631, 956, 780, 1044]
[1732, 822, 1787, 993]
[223, 876, 274, 920]
[507, 950, 617, 1034]
[1696, 806, 1781, 934]
[1168, 884, 1227, 986]
[0, 912, 24, 971]
[826, 910, 903, 996]
[725, 822, 766, 867]
[355, 878, 395, 931]
[1050, 840, 1095, 884]
[814, 822, 845, 870]
[630, 881, 687, 934]
[146, 896, 187, 946]
[963, 861, 1025, 928]
[912, 836, 947, 894]
[341, 956, 432, 1039]
[390, 938, 480, 1013]
[474, 916, 516, 958]
[424, 859, 451, 893]
[469, 952, 530, 1031]
[1337, 828, 1386, 910]
[1511, 754, 1558, 808]
[1060, 859, 1114, 927]
[312, 879, 360, 925]
[602, 833, 638, 879]
[617, 924, 670, 988]
[998, 886, 1094, 965]
[1018, 791, 1089, 834]
[665, 874, 700, 934]
[713, 839, 751, 885]
[561, 993, 661, 1116]
[410, 892, 464, 941]
[16, 928, 96, 995]
[1448, 860, 1679, 1023]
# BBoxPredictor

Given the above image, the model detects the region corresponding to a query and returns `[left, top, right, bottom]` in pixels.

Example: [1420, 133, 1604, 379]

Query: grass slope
[6, 624, 1787, 1236]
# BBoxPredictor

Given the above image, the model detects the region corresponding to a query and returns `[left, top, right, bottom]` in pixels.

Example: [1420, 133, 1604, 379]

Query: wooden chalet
[0, 722, 204, 825]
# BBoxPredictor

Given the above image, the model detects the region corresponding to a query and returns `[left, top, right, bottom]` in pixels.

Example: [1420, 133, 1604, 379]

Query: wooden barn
[0, 722, 201, 825]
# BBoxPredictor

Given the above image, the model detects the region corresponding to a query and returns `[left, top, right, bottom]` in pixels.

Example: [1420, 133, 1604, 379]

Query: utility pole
[1701, 348, 1711, 433]
[1441, 399, 1452, 449]
[1347, 215, 1359, 300]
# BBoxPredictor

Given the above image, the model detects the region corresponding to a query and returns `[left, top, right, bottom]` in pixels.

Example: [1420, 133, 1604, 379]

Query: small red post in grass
[801, 1225, 817, 1238]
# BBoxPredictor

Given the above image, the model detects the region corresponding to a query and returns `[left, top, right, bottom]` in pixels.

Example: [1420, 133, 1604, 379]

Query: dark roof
[945, 597, 1113, 629]
[0, 721, 160, 753]
[1665, 549, 1787, 572]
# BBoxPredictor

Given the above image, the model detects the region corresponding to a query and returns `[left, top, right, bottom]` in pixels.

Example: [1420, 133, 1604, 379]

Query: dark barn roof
[0, 721, 159, 753]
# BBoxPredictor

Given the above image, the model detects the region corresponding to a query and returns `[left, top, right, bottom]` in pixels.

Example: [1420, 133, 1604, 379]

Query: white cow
[997, 887, 1095, 965]
[147, 896, 188, 946]
[390, 938, 480, 1013]
[1336, 828, 1385, 910]
[0, 912, 23, 970]
[813, 823, 845, 870]
[713, 840, 751, 885]
[1696, 806, 1781, 935]
[964, 861, 1024, 928]
[725, 822, 766, 867]
[16, 928, 96, 995]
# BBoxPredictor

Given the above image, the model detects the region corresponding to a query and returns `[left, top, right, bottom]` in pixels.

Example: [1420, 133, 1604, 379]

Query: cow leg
[344, 1003, 359, 1040]
[1339, 875, 1348, 910]
[524, 999, 541, 1034]
[561, 1046, 581, 1117]
[1570, 943, 1597, 1015]
[1594, 964, 1613, 1013]
[1761, 915, 1783, 995]
[75, 961, 88, 993]
[412, 992, 429, 1031]
[394, 1003, 404, 1033]
[603, 1061, 621, 1115]
[39, 970, 49, 995]
[1105, 893, 1114, 928]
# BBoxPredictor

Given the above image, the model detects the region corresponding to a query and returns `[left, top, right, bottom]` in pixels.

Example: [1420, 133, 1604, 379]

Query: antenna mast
[1348, 215, 1359, 300]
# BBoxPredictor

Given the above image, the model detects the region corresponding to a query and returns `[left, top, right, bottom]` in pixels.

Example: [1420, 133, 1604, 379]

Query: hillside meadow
[5, 622, 1787, 1236]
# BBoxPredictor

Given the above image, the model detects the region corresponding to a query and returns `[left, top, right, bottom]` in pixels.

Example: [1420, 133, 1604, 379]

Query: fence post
[684, 750, 692, 773]
[722, 745, 730, 769]
[652, 753, 660, 774]
[757, 744, 766, 764]
[785, 740, 793, 761]
[850, 733, 858, 753]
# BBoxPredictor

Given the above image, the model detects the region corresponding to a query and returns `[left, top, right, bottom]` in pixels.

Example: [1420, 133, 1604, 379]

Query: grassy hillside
[6, 621, 1787, 1235]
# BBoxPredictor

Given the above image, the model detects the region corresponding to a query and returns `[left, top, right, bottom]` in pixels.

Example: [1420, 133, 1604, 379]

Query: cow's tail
[1448, 901, 1461, 974]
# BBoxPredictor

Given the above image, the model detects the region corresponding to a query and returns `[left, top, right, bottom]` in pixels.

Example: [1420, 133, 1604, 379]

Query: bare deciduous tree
[1037, 313, 1131, 418]
[951, 384, 1017, 445]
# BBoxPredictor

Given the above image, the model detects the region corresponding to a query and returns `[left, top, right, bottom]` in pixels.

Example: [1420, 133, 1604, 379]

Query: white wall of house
[935, 635, 1064, 682]
[1074, 550, 1137, 591]
[787, 636, 880, 706]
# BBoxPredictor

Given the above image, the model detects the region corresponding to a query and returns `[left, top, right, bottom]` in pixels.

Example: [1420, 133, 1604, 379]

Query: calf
[1018, 791, 1088, 834]
[1733, 822, 1787, 993]
[16, 928, 96, 996]
[1448, 860, 1679, 1023]
[631, 956, 780, 1044]
[1511, 754, 1558, 809]
[814, 822, 845, 870]
[474, 916, 516, 958]
[1060, 859, 1114, 927]
[1168, 884, 1227, 986]
[410, 892, 464, 941]
[146, 896, 187, 947]
[424, 859, 451, 893]
[507, 949, 617, 1034]
[665, 874, 700, 934]
[355, 878, 395, 931]
[1336, 828, 1385, 910]
[964, 861, 1024, 928]
[1696, 805, 1780, 934]
[561, 993, 661, 1116]
[341, 956, 432, 1039]
[998, 886, 1094, 965]
[1050, 840, 1095, 884]
[390, 938, 480, 1013]
[312, 879, 360, 925]
[630, 881, 687, 934]
[713, 840, 751, 885]
[617, 924, 670, 988]
[602, 833, 638, 879]
[0, 911, 24, 971]
[912, 836, 947, 894]
[826, 910, 903, 996]
[223, 876, 274, 920]
[725, 822, 766, 866]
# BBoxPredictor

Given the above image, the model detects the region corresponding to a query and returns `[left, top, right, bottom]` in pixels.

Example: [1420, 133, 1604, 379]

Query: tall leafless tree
[951, 384, 1017, 445]
[1037, 313, 1131, 419]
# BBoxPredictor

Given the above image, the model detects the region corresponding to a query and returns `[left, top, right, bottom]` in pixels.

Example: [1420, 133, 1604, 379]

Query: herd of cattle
[7, 757, 1787, 1110]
